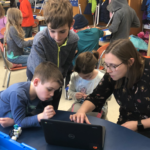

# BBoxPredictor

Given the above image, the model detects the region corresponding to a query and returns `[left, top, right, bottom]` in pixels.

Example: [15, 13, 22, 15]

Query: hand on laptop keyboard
[69, 112, 91, 124]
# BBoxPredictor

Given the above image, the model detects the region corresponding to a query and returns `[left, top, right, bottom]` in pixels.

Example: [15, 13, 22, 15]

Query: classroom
[0, 0, 150, 150]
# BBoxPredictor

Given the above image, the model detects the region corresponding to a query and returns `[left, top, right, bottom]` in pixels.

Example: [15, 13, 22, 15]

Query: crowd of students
[0, 0, 150, 139]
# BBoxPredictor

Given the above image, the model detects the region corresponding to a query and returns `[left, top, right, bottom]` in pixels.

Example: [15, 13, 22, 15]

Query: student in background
[0, 4, 7, 44]
[0, 62, 64, 128]
[107, 0, 140, 42]
[72, 14, 106, 66]
[5, 8, 33, 66]
[27, 0, 79, 110]
[68, 51, 108, 119]
[19, 0, 34, 38]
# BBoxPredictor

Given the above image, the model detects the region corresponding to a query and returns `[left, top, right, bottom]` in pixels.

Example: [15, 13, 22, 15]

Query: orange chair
[0, 42, 27, 88]
[144, 56, 150, 58]
[97, 43, 109, 70]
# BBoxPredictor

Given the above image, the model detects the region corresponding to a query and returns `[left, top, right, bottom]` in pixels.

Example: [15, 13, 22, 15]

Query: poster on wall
[69, 0, 78, 6]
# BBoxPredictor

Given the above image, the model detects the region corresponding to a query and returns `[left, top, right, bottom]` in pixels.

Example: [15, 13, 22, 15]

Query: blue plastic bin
[0, 132, 36, 150]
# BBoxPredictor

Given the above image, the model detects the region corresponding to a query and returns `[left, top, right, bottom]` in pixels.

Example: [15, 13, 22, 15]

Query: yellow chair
[0, 42, 27, 88]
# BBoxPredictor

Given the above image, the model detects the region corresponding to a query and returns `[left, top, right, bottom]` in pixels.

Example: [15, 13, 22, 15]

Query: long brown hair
[5, 8, 25, 42]
[0, 4, 5, 19]
[43, 0, 73, 29]
[74, 51, 99, 74]
[105, 39, 145, 89]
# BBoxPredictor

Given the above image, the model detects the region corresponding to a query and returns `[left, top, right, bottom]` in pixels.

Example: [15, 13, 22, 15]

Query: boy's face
[48, 23, 70, 46]
[34, 79, 60, 101]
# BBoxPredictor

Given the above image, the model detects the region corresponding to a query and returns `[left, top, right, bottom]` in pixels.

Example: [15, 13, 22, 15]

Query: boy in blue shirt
[0, 62, 63, 128]
[72, 14, 105, 66]
[27, 0, 79, 110]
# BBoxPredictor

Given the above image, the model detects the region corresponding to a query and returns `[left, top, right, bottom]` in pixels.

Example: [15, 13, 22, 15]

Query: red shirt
[19, 0, 34, 27]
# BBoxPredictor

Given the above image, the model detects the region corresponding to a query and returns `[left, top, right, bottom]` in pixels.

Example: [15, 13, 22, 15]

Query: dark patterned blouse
[86, 58, 150, 125]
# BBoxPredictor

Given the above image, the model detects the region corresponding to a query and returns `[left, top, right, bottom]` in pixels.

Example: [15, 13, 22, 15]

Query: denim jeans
[22, 26, 32, 38]
[0, 39, 4, 44]
[7, 53, 28, 66]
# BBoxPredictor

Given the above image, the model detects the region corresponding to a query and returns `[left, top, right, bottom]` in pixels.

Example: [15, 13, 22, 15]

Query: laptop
[41, 119, 105, 150]
[38, 25, 47, 32]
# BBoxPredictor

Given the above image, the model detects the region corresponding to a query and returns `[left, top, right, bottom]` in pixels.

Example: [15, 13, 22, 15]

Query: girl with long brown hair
[5, 8, 33, 66]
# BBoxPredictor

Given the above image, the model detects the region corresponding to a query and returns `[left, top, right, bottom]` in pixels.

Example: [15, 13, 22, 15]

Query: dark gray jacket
[27, 28, 79, 77]
[7, 26, 33, 56]
[107, 0, 140, 42]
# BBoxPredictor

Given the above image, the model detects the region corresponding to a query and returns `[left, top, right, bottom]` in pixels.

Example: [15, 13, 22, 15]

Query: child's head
[74, 51, 99, 80]
[0, 4, 5, 19]
[43, 0, 74, 46]
[73, 14, 88, 30]
[5, 8, 24, 40]
[32, 62, 64, 101]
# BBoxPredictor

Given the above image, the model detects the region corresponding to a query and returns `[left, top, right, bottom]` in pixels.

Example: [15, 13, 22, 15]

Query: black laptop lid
[41, 119, 105, 150]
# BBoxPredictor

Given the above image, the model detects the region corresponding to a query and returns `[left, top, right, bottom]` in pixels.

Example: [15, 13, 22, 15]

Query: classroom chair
[97, 43, 110, 70]
[0, 42, 27, 88]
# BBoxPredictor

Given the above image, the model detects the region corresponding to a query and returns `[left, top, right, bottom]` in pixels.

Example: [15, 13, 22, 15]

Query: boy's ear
[70, 19, 75, 28]
[33, 78, 40, 87]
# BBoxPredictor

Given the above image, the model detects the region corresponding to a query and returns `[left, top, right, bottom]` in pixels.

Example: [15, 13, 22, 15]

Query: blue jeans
[7, 53, 28, 67]
[22, 26, 32, 38]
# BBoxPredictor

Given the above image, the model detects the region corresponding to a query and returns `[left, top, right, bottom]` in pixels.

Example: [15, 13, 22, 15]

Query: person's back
[72, 14, 104, 66]
[107, 0, 140, 41]
[19, 0, 34, 38]
[5, 8, 33, 66]
[77, 28, 103, 53]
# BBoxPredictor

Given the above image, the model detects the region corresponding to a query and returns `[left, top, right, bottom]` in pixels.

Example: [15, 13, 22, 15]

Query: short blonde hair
[43, 0, 73, 29]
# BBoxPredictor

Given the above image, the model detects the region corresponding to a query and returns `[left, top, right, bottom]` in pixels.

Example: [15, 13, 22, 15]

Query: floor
[0, 57, 119, 124]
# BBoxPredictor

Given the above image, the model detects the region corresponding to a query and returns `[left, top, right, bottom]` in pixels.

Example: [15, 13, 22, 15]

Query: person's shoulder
[67, 30, 79, 44]
[71, 72, 80, 80]
[33, 28, 48, 44]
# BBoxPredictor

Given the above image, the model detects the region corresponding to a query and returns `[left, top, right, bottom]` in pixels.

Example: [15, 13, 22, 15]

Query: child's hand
[38, 105, 56, 122]
[0, 118, 15, 128]
[75, 92, 84, 99]
[83, 94, 88, 99]
[43, 105, 56, 119]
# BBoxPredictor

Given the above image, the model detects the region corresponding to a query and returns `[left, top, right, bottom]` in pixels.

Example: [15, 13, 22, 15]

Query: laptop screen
[38, 25, 47, 32]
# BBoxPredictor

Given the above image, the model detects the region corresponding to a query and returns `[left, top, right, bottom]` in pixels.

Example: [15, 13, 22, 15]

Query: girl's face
[104, 53, 128, 80]
[79, 70, 95, 80]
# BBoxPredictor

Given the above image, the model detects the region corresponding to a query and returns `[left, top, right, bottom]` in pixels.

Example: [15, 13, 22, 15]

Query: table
[0, 110, 150, 150]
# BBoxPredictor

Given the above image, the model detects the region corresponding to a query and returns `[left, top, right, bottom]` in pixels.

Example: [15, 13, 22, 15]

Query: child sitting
[5, 8, 33, 67]
[0, 62, 63, 128]
[68, 51, 108, 119]
[27, 0, 79, 110]
[0, 4, 6, 44]
[72, 14, 106, 66]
